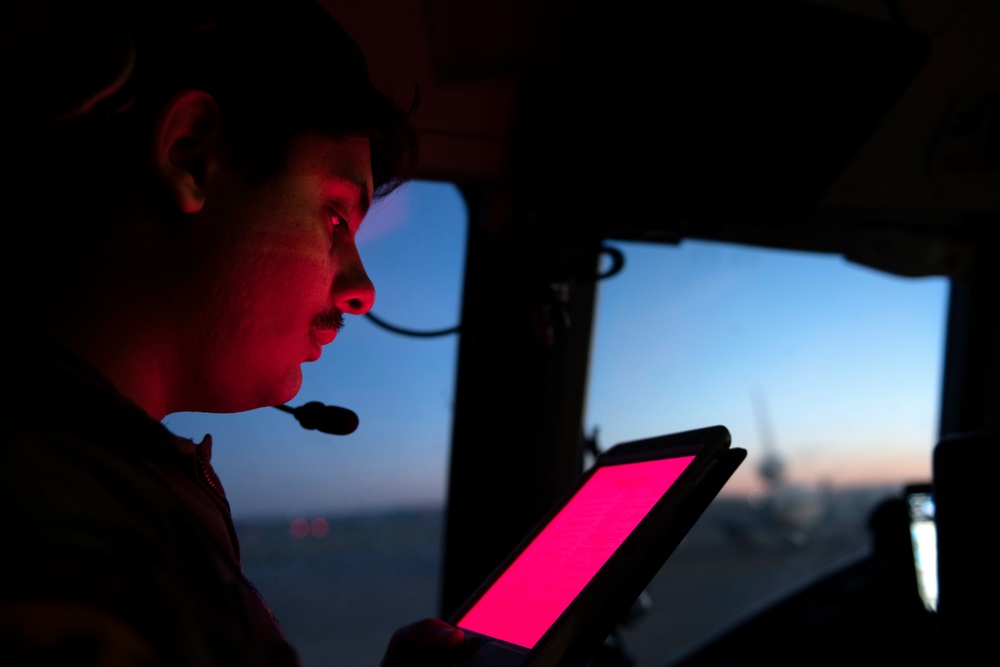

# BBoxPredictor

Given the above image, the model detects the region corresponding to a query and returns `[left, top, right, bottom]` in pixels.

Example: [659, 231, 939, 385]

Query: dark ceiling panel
[509, 0, 931, 234]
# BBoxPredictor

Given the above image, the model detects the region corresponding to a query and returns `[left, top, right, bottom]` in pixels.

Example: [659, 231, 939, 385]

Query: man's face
[181, 132, 376, 413]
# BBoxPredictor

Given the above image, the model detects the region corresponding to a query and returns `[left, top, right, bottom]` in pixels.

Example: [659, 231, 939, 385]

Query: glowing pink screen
[455, 455, 695, 648]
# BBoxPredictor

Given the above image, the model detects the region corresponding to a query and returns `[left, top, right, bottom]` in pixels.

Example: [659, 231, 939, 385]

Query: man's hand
[380, 618, 479, 667]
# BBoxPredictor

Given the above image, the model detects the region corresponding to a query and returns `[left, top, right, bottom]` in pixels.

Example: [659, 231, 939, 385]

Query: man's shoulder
[0, 404, 298, 667]
[0, 339, 229, 594]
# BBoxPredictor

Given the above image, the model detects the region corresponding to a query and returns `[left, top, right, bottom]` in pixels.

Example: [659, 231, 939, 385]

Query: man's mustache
[312, 309, 345, 331]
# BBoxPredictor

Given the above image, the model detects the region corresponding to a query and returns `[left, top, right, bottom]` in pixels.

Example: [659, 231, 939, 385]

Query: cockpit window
[584, 238, 949, 665]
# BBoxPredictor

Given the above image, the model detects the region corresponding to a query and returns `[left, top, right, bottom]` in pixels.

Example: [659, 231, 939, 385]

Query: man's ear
[151, 90, 222, 214]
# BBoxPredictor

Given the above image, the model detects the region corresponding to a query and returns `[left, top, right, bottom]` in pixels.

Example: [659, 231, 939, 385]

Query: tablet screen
[454, 455, 696, 648]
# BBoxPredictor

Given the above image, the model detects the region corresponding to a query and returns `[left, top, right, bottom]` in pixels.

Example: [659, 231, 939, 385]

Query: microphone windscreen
[294, 401, 359, 435]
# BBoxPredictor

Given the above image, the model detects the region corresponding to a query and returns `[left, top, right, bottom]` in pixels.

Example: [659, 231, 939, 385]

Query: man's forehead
[294, 133, 373, 209]
[337, 175, 373, 214]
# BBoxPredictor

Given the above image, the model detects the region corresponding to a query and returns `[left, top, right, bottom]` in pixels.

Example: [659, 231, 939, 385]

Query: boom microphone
[274, 402, 359, 435]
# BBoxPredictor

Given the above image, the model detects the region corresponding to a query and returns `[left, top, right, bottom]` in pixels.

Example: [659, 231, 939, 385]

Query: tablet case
[451, 424, 746, 667]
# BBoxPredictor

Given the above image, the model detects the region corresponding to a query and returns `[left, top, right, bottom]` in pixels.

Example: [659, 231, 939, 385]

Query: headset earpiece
[6, 18, 135, 122]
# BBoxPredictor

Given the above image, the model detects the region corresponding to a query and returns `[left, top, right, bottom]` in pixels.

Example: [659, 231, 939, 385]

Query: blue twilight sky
[164, 180, 951, 520]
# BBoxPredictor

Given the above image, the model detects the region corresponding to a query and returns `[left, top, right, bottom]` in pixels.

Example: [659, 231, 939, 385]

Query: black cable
[594, 245, 626, 280]
[364, 311, 461, 338]
[363, 245, 625, 339]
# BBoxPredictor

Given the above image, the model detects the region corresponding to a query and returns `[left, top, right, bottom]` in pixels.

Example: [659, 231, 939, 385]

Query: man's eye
[328, 209, 350, 235]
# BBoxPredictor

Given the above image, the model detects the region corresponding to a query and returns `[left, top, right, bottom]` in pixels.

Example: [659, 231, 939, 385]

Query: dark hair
[2, 0, 418, 204]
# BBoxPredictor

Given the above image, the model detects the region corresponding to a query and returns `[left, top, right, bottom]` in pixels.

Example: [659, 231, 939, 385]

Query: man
[0, 0, 476, 664]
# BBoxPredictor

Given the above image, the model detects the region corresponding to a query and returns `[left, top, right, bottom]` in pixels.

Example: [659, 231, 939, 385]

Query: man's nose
[334, 249, 376, 316]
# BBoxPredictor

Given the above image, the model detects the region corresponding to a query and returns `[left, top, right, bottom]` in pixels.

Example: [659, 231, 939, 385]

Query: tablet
[450, 425, 746, 667]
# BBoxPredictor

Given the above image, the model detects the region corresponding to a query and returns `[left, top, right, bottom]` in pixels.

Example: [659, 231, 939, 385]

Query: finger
[381, 618, 473, 667]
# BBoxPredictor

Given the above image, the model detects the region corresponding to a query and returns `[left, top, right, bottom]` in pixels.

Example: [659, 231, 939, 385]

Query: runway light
[310, 517, 330, 538]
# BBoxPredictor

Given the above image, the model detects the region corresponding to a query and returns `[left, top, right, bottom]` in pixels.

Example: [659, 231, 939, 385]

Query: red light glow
[309, 516, 330, 538]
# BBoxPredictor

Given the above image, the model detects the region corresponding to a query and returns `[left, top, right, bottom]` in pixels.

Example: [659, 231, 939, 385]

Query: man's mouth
[312, 329, 338, 346]
[311, 309, 345, 346]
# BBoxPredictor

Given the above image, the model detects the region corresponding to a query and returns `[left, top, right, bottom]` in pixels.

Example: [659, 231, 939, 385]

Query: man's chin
[268, 371, 304, 409]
